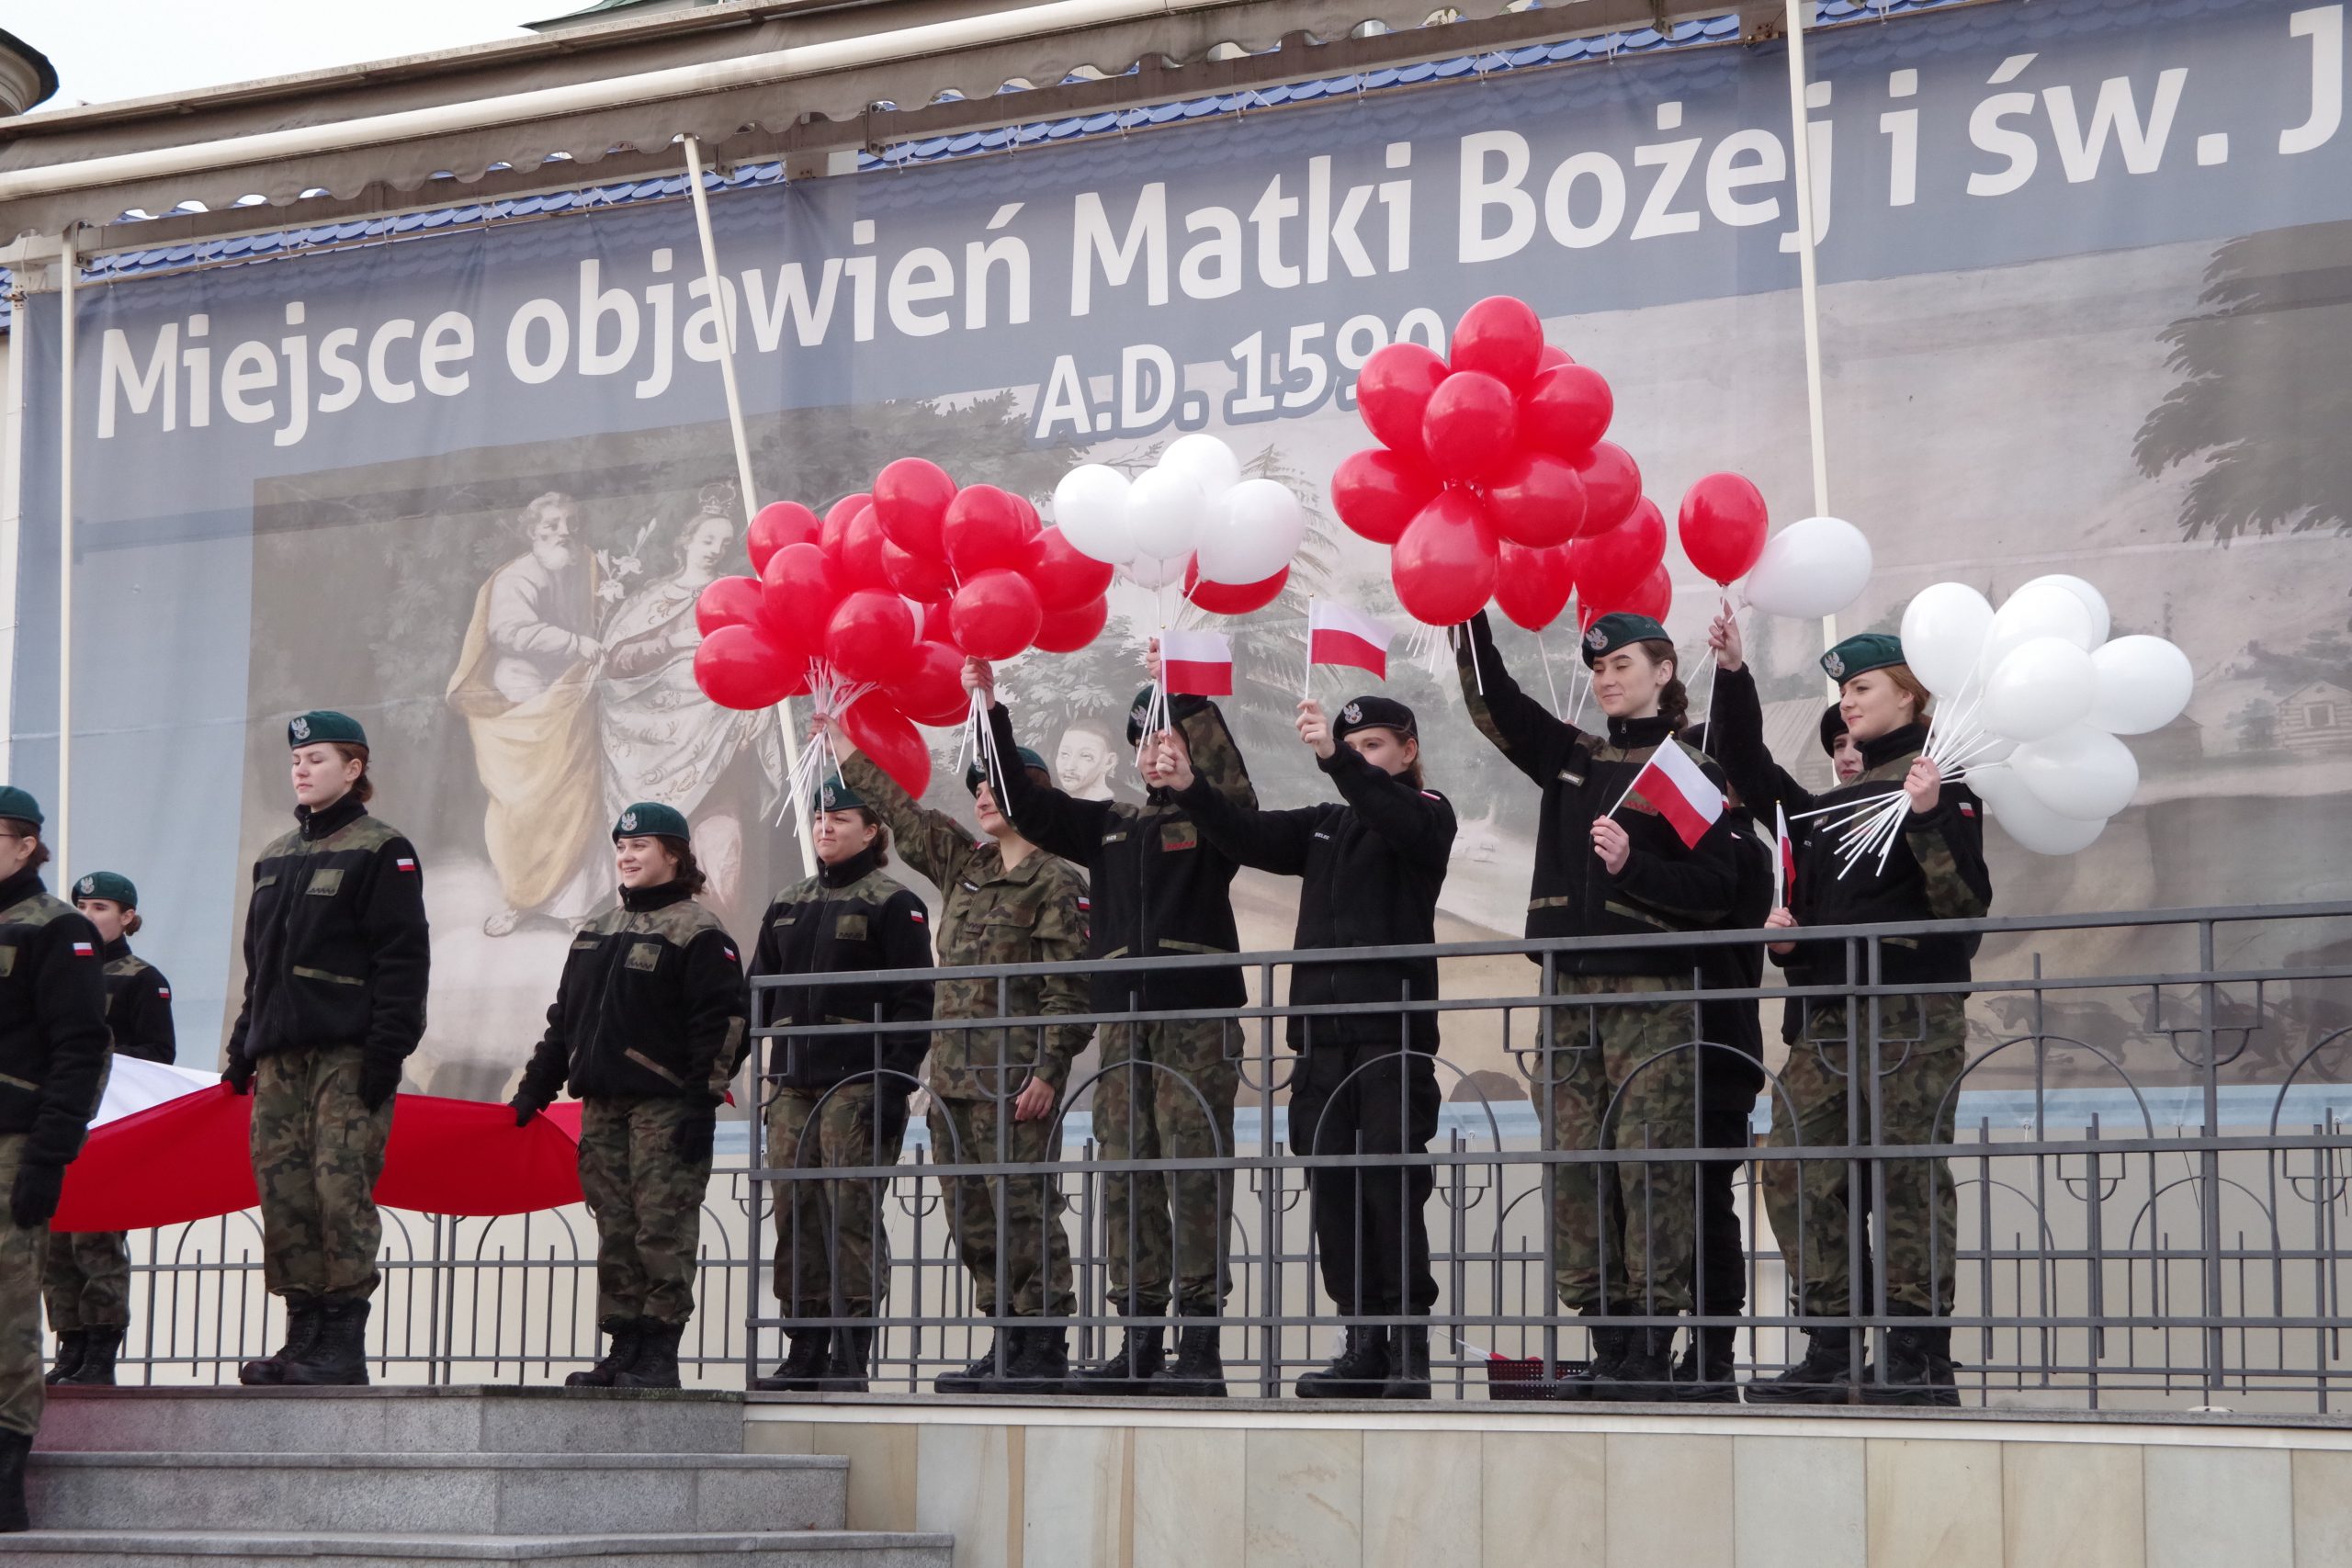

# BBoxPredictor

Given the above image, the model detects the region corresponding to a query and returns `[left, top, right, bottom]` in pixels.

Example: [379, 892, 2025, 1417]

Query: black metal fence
[90, 902, 2352, 1411]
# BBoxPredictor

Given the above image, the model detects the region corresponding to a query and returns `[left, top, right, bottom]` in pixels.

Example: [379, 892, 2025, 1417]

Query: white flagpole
[1304, 595, 1316, 701]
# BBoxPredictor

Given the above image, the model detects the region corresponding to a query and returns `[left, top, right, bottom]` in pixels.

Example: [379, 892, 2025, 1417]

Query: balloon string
[1537, 629, 1561, 717]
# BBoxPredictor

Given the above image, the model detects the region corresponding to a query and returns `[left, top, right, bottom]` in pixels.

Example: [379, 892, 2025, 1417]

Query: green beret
[1333, 695, 1417, 741]
[613, 802, 690, 841]
[1580, 613, 1672, 668]
[1125, 684, 1159, 748]
[288, 710, 367, 749]
[814, 774, 865, 814]
[1820, 633, 1906, 685]
[72, 871, 137, 908]
[0, 784, 42, 829]
[967, 747, 1047, 793]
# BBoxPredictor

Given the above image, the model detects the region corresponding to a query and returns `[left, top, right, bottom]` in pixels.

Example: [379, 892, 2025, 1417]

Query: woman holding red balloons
[1455, 608, 1740, 1400]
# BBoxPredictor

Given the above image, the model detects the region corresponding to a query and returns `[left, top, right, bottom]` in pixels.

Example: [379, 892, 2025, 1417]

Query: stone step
[37, 1387, 745, 1456]
[0, 1530, 955, 1568]
[25, 1452, 848, 1538]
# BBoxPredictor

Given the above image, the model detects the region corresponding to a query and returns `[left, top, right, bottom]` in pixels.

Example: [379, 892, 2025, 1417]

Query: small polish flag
[1619, 742, 1725, 851]
[1773, 803, 1795, 908]
[395, 857, 418, 873]
[1160, 630, 1234, 696]
[72, 941, 95, 957]
[1307, 599, 1392, 680]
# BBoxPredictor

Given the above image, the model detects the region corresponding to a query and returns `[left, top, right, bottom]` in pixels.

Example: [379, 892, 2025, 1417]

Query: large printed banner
[15, 0, 2351, 1100]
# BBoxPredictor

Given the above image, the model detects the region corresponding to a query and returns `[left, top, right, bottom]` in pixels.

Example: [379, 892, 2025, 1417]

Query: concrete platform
[0, 1531, 953, 1566]
[37, 1385, 746, 1456]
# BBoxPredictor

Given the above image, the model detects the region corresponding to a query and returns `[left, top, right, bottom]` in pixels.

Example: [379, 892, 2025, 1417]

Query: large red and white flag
[1161, 630, 1234, 696]
[1307, 599, 1392, 680]
[1623, 741, 1726, 850]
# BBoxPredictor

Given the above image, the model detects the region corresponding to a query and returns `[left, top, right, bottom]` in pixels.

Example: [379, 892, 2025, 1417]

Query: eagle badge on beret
[1584, 626, 1609, 651]
[290, 716, 311, 741]
[1824, 652, 1846, 679]
[1130, 703, 1150, 729]
[821, 784, 842, 808]
[1342, 702, 1363, 724]
[619, 810, 639, 832]
[76, 876, 95, 897]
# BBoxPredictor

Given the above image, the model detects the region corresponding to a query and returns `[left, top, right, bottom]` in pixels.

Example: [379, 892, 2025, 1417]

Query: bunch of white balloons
[1899, 574, 2194, 855]
[1049, 434, 1309, 591]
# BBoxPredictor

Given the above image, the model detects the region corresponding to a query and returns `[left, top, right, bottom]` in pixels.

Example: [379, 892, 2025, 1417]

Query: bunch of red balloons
[690, 458, 1114, 797]
[1331, 294, 1768, 637]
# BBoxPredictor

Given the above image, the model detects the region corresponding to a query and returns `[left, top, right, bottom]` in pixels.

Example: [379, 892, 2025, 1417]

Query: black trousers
[1287, 1041, 1442, 1317]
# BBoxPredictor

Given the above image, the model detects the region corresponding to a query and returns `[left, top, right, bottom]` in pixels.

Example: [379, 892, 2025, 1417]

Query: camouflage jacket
[518, 882, 748, 1106]
[100, 938, 176, 1064]
[837, 751, 1091, 1099]
[0, 868, 110, 1159]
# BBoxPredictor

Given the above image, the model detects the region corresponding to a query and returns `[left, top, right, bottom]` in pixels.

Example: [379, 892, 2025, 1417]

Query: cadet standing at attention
[825, 721, 1092, 1393]
[511, 804, 748, 1389]
[751, 775, 933, 1394]
[0, 788, 113, 1532]
[224, 713, 431, 1389]
[44, 872, 175, 1387]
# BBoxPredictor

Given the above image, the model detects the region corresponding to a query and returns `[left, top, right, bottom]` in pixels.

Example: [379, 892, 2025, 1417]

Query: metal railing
[89, 902, 2352, 1412]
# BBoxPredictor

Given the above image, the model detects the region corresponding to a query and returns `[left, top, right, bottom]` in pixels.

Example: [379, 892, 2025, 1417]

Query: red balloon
[1182, 558, 1289, 615]
[1482, 449, 1589, 548]
[819, 493, 869, 558]
[839, 505, 892, 592]
[1330, 447, 1439, 546]
[1569, 495, 1667, 607]
[881, 538, 956, 602]
[871, 459, 957, 558]
[1033, 594, 1112, 653]
[1677, 472, 1770, 584]
[1521, 364, 1614, 459]
[919, 597, 958, 647]
[824, 590, 919, 685]
[758, 542, 841, 648]
[1573, 441, 1644, 534]
[1421, 371, 1521, 486]
[694, 623, 803, 711]
[1617, 561, 1675, 624]
[949, 569, 1043, 660]
[748, 502, 820, 574]
[1538, 344, 1575, 371]
[942, 484, 1034, 578]
[1492, 541, 1576, 632]
[839, 692, 930, 799]
[695, 575, 763, 637]
[1451, 295, 1545, 390]
[1356, 342, 1449, 463]
[1027, 525, 1116, 613]
[1392, 491, 1500, 626]
[889, 640, 968, 727]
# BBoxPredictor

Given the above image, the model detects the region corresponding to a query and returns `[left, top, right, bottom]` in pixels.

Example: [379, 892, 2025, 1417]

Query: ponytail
[1634, 639, 1690, 730]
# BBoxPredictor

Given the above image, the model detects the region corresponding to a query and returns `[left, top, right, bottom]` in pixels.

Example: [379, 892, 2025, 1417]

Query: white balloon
[1162, 433, 1242, 499]
[1980, 637, 2097, 742]
[1980, 581, 2096, 672]
[2088, 635, 2194, 735]
[1984, 780, 2109, 856]
[2017, 573, 2111, 646]
[2007, 723, 2140, 819]
[1125, 466, 1211, 561]
[1196, 479, 1306, 584]
[1051, 465, 1135, 565]
[1125, 552, 1188, 590]
[1741, 516, 1873, 618]
[1900, 582, 1995, 697]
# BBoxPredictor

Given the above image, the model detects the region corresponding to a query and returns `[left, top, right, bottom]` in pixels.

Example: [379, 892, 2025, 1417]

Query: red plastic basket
[1483, 1354, 1590, 1401]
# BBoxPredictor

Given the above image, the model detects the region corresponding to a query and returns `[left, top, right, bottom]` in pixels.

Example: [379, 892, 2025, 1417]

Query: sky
[6, 0, 566, 111]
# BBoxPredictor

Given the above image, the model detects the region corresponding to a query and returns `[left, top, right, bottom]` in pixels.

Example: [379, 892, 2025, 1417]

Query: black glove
[10, 1160, 65, 1229]
[358, 1057, 402, 1112]
[509, 1094, 544, 1128]
[222, 1055, 254, 1095]
[672, 1106, 717, 1164]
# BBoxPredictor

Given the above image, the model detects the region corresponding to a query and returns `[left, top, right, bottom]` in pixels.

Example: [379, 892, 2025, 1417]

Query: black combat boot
[281, 1298, 370, 1386]
[1595, 1325, 1679, 1402]
[1665, 1324, 1740, 1404]
[1381, 1325, 1431, 1400]
[753, 1329, 831, 1392]
[59, 1326, 122, 1387]
[1866, 1319, 1958, 1408]
[566, 1316, 645, 1388]
[1063, 1324, 1165, 1393]
[616, 1320, 684, 1389]
[45, 1330, 86, 1386]
[825, 1326, 875, 1393]
[1295, 1327, 1388, 1399]
[1005, 1324, 1070, 1394]
[1151, 1322, 1227, 1397]
[1547, 1319, 1628, 1402]
[933, 1325, 1012, 1393]
[239, 1296, 322, 1386]
[1745, 1328, 1860, 1405]
[0, 1428, 30, 1533]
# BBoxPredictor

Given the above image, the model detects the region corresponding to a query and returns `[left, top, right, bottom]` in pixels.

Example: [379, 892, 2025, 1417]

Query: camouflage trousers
[766, 1082, 906, 1317]
[1092, 1018, 1239, 1317]
[1764, 994, 1966, 1316]
[0, 1135, 48, 1438]
[251, 1045, 392, 1304]
[930, 1093, 1075, 1320]
[1544, 974, 1700, 1316]
[44, 1229, 131, 1331]
[576, 1098, 715, 1327]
